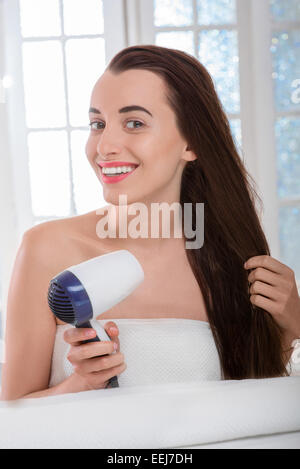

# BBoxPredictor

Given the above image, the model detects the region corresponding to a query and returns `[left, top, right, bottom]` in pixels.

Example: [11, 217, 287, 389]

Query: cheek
[138, 133, 174, 167]
[142, 138, 181, 177]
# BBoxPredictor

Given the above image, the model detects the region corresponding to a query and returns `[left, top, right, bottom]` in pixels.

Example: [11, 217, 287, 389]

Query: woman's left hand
[244, 255, 300, 338]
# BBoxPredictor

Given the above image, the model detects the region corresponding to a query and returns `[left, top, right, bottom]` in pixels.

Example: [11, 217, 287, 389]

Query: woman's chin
[102, 189, 135, 206]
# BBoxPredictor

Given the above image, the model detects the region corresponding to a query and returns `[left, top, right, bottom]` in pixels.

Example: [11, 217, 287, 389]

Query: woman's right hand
[63, 322, 126, 392]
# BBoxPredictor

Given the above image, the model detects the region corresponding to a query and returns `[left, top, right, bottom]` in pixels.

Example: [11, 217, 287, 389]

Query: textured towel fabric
[1, 318, 300, 448]
[49, 317, 299, 388]
[0, 377, 300, 448]
[49, 318, 222, 387]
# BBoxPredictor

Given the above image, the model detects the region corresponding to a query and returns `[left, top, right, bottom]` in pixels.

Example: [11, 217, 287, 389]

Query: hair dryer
[47, 249, 144, 388]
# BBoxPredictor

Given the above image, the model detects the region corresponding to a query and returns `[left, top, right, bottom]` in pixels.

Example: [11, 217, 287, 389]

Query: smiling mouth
[101, 166, 138, 176]
[98, 164, 139, 183]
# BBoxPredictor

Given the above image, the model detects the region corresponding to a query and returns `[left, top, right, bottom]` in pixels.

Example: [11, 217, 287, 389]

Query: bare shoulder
[21, 210, 110, 325]
[23, 209, 107, 266]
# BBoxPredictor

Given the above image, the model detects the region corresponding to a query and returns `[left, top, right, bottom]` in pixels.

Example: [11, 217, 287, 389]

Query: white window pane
[270, 0, 300, 23]
[229, 118, 242, 150]
[270, 29, 300, 112]
[155, 31, 194, 56]
[19, 0, 61, 37]
[198, 29, 240, 114]
[275, 117, 300, 199]
[65, 38, 106, 127]
[154, 0, 193, 27]
[22, 41, 66, 128]
[279, 206, 300, 280]
[197, 0, 236, 25]
[28, 131, 71, 216]
[63, 0, 104, 36]
[71, 130, 105, 214]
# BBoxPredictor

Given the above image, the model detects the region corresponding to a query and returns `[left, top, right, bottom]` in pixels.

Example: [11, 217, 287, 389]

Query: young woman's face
[85, 68, 195, 206]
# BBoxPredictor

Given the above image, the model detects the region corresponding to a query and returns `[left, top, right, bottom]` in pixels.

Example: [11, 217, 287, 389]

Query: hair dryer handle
[76, 321, 119, 388]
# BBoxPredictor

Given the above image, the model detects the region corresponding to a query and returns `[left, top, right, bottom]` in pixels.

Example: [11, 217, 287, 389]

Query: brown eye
[88, 120, 144, 131]
[126, 120, 144, 129]
[89, 121, 104, 130]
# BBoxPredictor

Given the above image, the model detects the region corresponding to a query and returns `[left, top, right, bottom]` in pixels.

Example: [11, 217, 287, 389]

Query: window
[269, 0, 300, 280]
[153, 0, 242, 150]
[20, 0, 106, 220]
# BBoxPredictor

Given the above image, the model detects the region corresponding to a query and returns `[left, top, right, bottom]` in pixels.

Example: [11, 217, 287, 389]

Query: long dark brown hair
[107, 44, 289, 379]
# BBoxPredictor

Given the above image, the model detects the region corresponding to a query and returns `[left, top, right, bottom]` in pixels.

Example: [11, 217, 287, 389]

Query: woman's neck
[95, 199, 185, 252]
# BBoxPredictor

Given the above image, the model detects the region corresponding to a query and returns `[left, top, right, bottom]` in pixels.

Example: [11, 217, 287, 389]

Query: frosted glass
[27, 131, 71, 216]
[22, 41, 66, 128]
[270, 0, 300, 22]
[71, 130, 106, 214]
[154, 0, 193, 27]
[65, 38, 106, 127]
[155, 31, 194, 55]
[275, 117, 300, 198]
[279, 206, 300, 280]
[197, 0, 236, 25]
[19, 0, 61, 37]
[63, 0, 104, 36]
[270, 29, 300, 112]
[229, 118, 242, 150]
[198, 29, 240, 114]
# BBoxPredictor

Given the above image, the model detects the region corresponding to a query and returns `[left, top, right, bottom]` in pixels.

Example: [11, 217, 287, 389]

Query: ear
[182, 145, 197, 162]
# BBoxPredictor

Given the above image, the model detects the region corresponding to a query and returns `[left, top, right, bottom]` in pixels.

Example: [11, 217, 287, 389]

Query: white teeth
[102, 165, 136, 175]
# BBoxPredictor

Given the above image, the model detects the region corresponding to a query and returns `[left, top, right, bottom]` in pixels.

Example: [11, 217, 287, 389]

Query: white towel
[0, 376, 299, 448]
[49, 318, 222, 387]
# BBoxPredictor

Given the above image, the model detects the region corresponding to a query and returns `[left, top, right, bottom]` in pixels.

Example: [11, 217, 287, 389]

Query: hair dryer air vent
[47, 280, 76, 324]
[47, 269, 93, 326]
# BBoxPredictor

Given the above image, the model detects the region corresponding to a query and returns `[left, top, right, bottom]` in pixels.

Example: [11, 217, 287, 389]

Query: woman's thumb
[104, 321, 119, 336]
[104, 322, 120, 351]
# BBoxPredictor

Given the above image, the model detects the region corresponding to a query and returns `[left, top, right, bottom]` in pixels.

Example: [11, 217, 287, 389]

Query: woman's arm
[21, 373, 91, 399]
[0, 225, 62, 400]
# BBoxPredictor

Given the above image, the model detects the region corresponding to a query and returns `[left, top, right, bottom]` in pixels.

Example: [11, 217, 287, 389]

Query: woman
[1, 45, 300, 400]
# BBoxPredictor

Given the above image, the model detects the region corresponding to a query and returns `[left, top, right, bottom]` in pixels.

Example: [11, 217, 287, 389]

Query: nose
[96, 125, 122, 159]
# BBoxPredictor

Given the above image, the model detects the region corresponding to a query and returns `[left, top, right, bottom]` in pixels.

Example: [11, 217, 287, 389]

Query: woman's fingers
[63, 322, 120, 349]
[63, 327, 96, 346]
[104, 321, 120, 352]
[244, 255, 288, 275]
[67, 340, 116, 362]
[88, 362, 127, 389]
[247, 267, 279, 287]
[73, 352, 125, 375]
[249, 280, 283, 302]
[245, 255, 300, 335]
[62, 322, 126, 390]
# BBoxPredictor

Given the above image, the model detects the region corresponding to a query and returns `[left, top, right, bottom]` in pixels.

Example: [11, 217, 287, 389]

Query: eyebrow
[88, 105, 153, 117]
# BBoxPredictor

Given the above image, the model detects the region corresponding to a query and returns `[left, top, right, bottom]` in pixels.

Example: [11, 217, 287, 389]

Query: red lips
[98, 161, 139, 168]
